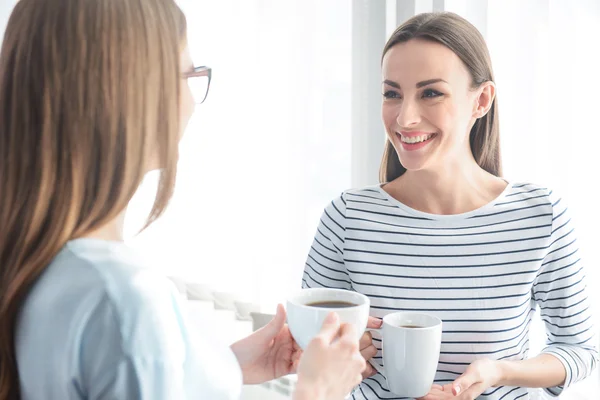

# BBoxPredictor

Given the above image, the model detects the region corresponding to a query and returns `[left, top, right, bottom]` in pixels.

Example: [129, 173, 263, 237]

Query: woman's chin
[396, 154, 431, 172]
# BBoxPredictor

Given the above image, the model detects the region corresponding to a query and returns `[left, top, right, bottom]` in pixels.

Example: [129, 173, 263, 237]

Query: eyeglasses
[184, 66, 211, 104]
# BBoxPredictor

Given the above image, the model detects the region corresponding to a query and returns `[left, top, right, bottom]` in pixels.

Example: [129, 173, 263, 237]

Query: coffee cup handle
[365, 328, 385, 375]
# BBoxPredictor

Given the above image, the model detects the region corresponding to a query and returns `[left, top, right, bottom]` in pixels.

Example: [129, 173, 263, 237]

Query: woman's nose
[396, 98, 421, 128]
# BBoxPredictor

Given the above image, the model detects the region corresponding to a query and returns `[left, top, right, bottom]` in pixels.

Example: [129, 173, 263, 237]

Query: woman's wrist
[495, 359, 513, 387]
[494, 354, 566, 388]
[451, 356, 567, 399]
[229, 340, 257, 384]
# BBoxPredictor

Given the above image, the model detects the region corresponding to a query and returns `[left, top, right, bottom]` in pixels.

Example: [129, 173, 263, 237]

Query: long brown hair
[379, 12, 501, 183]
[0, 0, 187, 398]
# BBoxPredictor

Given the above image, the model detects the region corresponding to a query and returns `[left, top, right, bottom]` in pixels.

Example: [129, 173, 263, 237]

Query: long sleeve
[533, 192, 599, 397]
[79, 273, 242, 400]
[302, 194, 352, 290]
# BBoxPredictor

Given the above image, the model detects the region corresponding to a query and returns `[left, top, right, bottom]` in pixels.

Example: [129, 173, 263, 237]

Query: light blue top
[16, 238, 242, 400]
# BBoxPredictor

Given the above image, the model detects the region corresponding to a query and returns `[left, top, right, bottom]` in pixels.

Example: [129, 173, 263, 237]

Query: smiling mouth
[397, 132, 437, 144]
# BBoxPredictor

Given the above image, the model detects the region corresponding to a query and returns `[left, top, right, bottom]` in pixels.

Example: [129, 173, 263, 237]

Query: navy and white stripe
[302, 183, 598, 400]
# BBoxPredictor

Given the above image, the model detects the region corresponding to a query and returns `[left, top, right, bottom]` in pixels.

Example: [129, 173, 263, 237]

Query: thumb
[452, 372, 476, 396]
[315, 312, 340, 344]
[256, 304, 286, 340]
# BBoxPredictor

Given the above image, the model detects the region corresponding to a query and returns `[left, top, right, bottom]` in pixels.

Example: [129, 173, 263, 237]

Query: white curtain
[125, 0, 353, 307]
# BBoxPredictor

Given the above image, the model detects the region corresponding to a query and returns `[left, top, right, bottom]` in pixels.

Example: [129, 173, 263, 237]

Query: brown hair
[379, 12, 501, 183]
[0, 0, 187, 397]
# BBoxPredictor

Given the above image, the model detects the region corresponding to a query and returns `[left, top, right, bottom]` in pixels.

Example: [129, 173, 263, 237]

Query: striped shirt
[302, 182, 598, 400]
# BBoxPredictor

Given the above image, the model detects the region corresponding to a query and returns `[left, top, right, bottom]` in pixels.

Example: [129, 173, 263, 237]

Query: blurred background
[1, 0, 598, 399]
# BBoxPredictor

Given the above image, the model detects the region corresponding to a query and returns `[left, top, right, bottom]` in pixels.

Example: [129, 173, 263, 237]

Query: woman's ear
[473, 81, 496, 119]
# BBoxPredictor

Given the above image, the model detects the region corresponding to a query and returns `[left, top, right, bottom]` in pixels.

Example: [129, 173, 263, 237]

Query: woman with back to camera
[303, 12, 598, 400]
[0, 0, 369, 399]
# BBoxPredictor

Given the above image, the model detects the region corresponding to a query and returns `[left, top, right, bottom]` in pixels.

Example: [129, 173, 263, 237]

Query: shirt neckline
[376, 181, 514, 221]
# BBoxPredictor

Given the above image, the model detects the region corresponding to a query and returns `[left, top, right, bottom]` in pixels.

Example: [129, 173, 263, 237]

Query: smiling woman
[302, 12, 598, 400]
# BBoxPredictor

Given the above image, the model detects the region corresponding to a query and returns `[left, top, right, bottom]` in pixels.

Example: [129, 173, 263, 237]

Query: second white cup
[368, 312, 442, 398]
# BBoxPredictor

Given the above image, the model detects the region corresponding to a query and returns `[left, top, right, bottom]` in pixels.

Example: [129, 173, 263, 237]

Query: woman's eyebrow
[383, 78, 448, 89]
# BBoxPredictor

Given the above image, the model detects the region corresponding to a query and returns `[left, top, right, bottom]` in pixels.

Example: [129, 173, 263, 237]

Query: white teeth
[400, 133, 435, 144]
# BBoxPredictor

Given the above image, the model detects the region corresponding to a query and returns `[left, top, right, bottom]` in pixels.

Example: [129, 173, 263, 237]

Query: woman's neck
[81, 211, 127, 241]
[384, 159, 507, 215]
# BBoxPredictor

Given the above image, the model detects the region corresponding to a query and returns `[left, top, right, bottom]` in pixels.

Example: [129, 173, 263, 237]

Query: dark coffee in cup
[306, 301, 357, 308]
[399, 325, 423, 328]
[287, 288, 370, 350]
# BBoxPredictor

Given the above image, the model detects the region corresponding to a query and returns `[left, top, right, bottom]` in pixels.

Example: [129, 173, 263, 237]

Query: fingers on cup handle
[367, 316, 383, 329]
[362, 362, 376, 379]
[359, 331, 373, 349]
[360, 344, 378, 360]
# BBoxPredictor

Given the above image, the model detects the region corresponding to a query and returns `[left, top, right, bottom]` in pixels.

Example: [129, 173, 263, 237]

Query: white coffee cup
[368, 312, 442, 398]
[286, 288, 370, 350]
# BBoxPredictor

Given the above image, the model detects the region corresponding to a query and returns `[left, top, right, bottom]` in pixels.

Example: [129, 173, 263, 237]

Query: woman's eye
[422, 89, 443, 98]
[383, 90, 401, 99]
